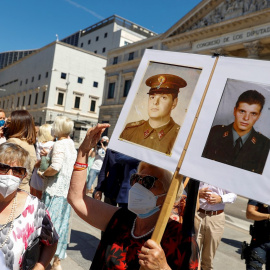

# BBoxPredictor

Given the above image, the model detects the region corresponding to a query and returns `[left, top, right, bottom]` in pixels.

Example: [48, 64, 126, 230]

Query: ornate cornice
[163, 8, 270, 47]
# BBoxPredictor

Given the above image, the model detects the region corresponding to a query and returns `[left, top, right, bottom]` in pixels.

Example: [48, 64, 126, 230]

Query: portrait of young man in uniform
[119, 74, 187, 155]
[202, 90, 270, 174]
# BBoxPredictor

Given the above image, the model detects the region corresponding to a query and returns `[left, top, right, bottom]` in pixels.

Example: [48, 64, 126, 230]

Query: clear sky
[1, 0, 201, 52]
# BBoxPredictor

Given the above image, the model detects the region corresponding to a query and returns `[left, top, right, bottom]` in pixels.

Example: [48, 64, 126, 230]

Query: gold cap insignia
[157, 76, 166, 89]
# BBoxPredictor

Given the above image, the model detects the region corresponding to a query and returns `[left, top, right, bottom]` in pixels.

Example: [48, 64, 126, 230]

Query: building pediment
[162, 0, 270, 39]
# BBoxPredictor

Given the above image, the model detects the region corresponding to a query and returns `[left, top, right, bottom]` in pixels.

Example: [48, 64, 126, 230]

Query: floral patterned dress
[91, 208, 199, 270]
[0, 193, 58, 270]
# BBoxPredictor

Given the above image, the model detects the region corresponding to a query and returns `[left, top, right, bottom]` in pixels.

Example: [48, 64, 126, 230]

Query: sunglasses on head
[130, 174, 158, 190]
[0, 162, 27, 178]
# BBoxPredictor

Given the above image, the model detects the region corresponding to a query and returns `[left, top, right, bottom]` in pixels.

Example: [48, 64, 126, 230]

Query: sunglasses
[0, 162, 27, 178]
[130, 174, 158, 190]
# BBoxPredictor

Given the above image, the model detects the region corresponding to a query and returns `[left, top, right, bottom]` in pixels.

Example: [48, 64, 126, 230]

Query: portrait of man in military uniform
[202, 90, 270, 174]
[119, 74, 187, 155]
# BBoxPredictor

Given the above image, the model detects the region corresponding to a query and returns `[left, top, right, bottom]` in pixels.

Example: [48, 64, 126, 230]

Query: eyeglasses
[130, 174, 158, 190]
[0, 162, 27, 178]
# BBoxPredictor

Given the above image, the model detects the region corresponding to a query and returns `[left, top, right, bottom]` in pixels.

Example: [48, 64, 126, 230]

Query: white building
[62, 15, 157, 57]
[0, 41, 107, 145]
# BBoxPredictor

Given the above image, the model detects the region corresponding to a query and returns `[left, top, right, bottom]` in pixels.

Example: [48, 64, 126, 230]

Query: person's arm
[42, 142, 64, 177]
[68, 124, 118, 231]
[33, 243, 57, 270]
[246, 204, 270, 221]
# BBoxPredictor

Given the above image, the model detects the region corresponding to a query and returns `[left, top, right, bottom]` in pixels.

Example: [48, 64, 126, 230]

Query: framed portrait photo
[109, 50, 216, 172]
[181, 56, 270, 204]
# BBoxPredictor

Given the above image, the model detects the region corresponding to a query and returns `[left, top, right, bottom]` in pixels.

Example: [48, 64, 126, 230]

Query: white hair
[53, 116, 74, 137]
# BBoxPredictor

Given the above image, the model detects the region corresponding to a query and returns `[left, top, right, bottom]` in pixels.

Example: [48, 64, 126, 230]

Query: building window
[113, 57, 118, 65]
[25, 79, 28, 84]
[93, 81, 98, 88]
[104, 33, 108, 38]
[96, 36, 99, 41]
[42, 91, 46, 103]
[38, 74, 41, 80]
[128, 52, 134, 61]
[74, 96, 80, 109]
[88, 39, 91, 45]
[45, 72, 48, 78]
[61, 73, 67, 79]
[35, 93, 38, 104]
[17, 97, 20, 107]
[20, 81, 22, 86]
[22, 96, 25, 106]
[57, 92, 64, 105]
[123, 80, 132, 97]
[28, 94, 31, 106]
[108, 83, 115, 99]
[94, 50, 97, 54]
[90, 100, 96, 112]
[102, 47, 106, 53]
[3, 101, 5, 109]
[32, 76, 34, 82]
[80, 42, 84, 47]
[124, 41, 130, 46]
[77, 77, 83, 84]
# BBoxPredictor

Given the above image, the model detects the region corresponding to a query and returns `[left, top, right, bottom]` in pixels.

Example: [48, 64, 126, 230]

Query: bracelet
[74, 162, 88, 168]
[73, 166, 87, 171]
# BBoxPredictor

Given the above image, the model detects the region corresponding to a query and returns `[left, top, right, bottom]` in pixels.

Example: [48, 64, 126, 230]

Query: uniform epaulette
[125, 120, 146, 128]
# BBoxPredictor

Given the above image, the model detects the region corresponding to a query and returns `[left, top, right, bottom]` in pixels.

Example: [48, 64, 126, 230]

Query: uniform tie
[233, 137, 242, 158]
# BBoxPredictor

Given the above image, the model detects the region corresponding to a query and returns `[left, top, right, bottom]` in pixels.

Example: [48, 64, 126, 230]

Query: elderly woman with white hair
[38, 116, 77, 270]
[68, 124, 198, 270]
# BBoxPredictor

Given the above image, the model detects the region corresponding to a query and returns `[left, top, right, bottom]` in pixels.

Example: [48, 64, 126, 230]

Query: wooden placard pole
[139, 56, 220, 269]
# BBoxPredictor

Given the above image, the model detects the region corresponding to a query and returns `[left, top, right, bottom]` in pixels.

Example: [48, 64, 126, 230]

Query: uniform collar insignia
[223, 131, 229, 137]
[251, 137, 256, 144]
[144, 129, 150, 138]
[158, 130, 165, 140]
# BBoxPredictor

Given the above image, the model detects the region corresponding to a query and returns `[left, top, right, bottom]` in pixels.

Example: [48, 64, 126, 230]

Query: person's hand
[40, 148, 48, 157]
[35, 159, 41, 168]
[207, 193, 222, 205]
[138, 239, 171, 270]
[94, 191, 102, 200]
[199, 188, 212, 200]
[79, 123, 110, 153]
[37, 170, 46, 179]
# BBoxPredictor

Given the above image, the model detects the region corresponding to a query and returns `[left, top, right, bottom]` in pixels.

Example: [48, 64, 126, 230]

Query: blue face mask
[0, 120, 5, 127]
[128, 183, 166, 219]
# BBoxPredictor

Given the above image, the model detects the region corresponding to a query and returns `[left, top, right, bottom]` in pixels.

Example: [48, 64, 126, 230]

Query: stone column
[243, 40, 264, 59]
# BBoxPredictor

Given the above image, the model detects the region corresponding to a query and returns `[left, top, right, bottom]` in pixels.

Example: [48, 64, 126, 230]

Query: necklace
[131, 217, 155, 239]
[0, 193, 17, 248]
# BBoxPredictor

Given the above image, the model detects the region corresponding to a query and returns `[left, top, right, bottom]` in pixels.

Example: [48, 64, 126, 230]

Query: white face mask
[128, 183, 166, 219]
[0, 175, 21, 198]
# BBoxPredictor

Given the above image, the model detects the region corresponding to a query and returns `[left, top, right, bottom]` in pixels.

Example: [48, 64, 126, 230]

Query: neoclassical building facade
[99, 0, 270, 136]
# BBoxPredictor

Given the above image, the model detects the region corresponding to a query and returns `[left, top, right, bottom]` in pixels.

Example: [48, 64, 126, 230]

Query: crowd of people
[0, 108, 266, 270]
